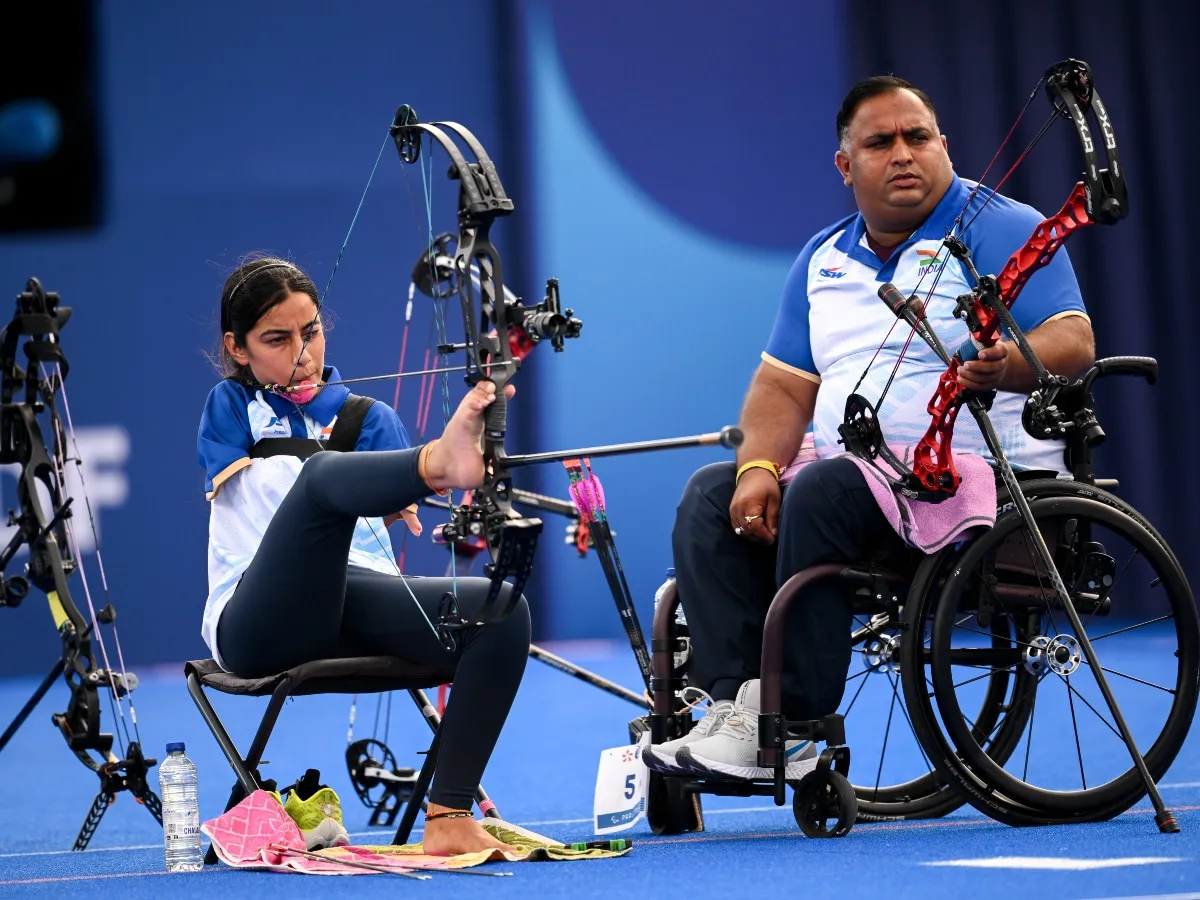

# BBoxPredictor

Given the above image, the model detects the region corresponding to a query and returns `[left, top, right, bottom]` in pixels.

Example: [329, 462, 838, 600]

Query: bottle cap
[166, 741, 186, 753]
[666, 567, 675, 578]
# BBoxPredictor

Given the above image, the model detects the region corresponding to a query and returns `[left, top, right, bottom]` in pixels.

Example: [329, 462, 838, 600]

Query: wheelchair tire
[904, 479, 1200, 825]
[646, 772, 703, 835]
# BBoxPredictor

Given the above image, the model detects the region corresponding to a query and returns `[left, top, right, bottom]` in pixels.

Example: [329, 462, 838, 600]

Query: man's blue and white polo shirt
[763, 173, 1089, 474]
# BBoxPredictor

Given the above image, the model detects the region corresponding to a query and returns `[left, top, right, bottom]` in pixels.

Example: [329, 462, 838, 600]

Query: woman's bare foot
[424, 380, 516, 491]
[421, 805, 517, 856]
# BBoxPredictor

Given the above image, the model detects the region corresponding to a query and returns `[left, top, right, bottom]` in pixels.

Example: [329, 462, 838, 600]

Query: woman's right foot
[425, 380, 515, 490]
[421, 811, 516, 857]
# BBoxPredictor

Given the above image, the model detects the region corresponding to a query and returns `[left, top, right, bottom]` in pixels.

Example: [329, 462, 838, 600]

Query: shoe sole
[642, 746, 683, 773]
[676, 745, 819, 781]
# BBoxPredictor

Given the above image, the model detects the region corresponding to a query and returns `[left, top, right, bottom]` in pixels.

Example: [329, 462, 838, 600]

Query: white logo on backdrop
[0, 425, 130, 556]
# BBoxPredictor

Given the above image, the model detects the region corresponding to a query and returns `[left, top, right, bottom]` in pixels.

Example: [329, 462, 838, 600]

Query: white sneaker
[676, 679, 818, 780]
[643, 691, 735, 774]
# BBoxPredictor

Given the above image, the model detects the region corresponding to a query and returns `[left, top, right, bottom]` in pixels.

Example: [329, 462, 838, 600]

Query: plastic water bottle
[158, 742, 203, 872]
[654, 568, 690, 673]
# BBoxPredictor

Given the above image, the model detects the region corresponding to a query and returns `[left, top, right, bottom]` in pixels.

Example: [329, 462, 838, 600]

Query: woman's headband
[226, 262, 297, 303]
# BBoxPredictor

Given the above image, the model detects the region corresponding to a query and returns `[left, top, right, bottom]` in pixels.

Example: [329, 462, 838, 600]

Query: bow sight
[412, 231, 583, 358]
[0, 277, 161, 850]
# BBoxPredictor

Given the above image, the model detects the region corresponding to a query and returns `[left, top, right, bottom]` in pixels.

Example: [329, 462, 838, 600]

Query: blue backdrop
[514, 0, 851, 640]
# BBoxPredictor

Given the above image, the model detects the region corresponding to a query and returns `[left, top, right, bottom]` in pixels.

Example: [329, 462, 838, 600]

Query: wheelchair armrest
[1082, 356, 1158, 391]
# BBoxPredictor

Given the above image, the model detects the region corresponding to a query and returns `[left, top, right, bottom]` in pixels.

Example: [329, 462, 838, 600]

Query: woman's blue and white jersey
[762, 173, 1089, 475]
[196, 366, 411, 668]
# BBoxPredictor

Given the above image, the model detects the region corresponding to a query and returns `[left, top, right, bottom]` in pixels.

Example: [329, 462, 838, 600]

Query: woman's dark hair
[217, 255, 320, 382]
[836, 75, 939, 149]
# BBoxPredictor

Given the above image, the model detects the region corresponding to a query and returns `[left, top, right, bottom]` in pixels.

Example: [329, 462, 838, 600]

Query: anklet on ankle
[425, 809, 474, 821]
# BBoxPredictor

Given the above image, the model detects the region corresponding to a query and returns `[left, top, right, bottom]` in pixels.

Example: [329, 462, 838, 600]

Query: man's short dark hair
[836, 75, 939, 149]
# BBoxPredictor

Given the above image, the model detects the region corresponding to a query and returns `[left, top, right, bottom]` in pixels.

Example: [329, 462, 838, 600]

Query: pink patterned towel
[200, 790, 443, 875]
[780, 434, 996, 553]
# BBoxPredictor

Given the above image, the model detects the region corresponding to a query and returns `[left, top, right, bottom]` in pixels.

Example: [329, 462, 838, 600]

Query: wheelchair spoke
[1051, 669, 1122, 742]
[1078, 660, 1176, 694]
[951, 663, 1018, 692]
[841, 666, 872, 717]
[951, 621, 1038, 651]
[1065, 674, 1088, 789]
[1090, 614, 1174, 643]
[1021, 674, 1041, 782]
[871, 676, 900, 799]
[887, 669, 935, 776]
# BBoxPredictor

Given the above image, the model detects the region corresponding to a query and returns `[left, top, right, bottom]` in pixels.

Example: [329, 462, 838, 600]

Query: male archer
[645, 74, 1096, 780]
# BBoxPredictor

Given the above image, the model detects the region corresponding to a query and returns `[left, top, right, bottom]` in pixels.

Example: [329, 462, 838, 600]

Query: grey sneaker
[676, 679, 818, 780]
[643, 692, 735, 774]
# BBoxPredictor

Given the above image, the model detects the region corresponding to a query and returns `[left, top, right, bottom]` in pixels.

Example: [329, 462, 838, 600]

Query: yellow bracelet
[735, 460, 783, 484]
[418, 440, 449, 496]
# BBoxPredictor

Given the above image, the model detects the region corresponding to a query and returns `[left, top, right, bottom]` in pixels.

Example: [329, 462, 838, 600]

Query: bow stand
[0, 277, 161, 849]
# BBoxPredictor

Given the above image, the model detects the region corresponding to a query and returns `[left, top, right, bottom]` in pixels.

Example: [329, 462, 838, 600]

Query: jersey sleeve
[355, 402, 413, 452]
[197, 381, 253, 500]
[966, 198, 1088, 333]
[762, 241, 819, 380]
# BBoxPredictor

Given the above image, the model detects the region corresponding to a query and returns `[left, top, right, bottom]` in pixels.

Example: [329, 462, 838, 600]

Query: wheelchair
[642, 355, 1199, 838]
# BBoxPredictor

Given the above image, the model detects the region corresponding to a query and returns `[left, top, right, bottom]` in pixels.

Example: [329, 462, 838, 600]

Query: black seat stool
[184, 656, 498, 864]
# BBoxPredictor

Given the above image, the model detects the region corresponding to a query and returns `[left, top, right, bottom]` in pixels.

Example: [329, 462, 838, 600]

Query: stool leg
[392, 729, 440, 845]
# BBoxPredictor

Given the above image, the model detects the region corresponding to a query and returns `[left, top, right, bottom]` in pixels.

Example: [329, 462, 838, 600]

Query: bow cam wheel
[345, 738, 413, 810]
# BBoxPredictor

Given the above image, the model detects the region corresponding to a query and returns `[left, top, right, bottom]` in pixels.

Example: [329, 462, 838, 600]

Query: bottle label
[163, 809, 199, 843]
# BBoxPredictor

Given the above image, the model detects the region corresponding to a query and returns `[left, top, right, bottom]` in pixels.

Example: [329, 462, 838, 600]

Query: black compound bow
[0, 277, 161, 850]
[286, 106, 740, 817]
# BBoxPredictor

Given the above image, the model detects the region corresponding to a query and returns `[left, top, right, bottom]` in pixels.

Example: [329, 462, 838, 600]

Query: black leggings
[217, 448, 531, 809]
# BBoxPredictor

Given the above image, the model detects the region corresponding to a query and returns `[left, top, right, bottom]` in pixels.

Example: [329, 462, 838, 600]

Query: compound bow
[838, 58, 1126, 500]
[242, 105, 740, 818]
[0, 277, 162, 850]
[259, 104, 741, 651]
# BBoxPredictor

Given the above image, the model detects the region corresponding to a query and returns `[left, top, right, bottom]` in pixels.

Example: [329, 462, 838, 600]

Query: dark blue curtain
[848, 0, 1198, 590]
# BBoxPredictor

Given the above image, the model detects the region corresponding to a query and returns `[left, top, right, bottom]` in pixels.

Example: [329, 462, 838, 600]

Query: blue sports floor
[1, 636, 1198, 900]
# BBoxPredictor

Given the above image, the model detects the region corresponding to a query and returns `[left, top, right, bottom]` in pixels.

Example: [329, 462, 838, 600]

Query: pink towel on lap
[780, 434, 996, 553]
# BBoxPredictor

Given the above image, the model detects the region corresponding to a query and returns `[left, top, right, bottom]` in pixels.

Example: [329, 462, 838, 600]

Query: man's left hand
[957, 342, 1009, 392]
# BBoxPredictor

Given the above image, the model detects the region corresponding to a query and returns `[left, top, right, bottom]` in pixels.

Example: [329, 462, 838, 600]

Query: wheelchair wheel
[909, 481, 1199, 825]
[847, 597, 1034, 822]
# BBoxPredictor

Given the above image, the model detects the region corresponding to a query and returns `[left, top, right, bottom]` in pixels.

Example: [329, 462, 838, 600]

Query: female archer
[196, 255, 527, 856]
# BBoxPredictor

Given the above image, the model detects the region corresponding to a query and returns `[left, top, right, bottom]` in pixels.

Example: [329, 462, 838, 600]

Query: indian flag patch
[917, 248, 941, 269]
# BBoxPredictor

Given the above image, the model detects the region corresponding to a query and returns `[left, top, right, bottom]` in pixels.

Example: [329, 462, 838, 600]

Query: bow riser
[899, 59, 1128, 498]
[910, 182, 1095, 494]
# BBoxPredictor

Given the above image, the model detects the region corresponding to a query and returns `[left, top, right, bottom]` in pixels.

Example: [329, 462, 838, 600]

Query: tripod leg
[0, 658, 65, 753]
[135, 787, 163, 825]
[73, 792, 114, 852]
